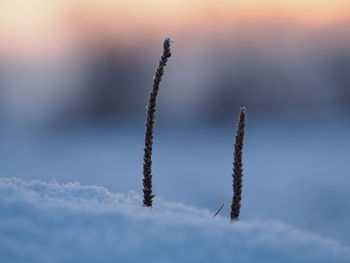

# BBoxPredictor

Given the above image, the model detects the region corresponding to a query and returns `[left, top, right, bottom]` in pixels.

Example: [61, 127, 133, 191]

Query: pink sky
[0, 0, 349, 58]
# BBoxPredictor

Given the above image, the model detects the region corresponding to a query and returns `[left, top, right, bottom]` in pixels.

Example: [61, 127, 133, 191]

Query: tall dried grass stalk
[230, 107, 246, 221]
[142, 38, 172, 207]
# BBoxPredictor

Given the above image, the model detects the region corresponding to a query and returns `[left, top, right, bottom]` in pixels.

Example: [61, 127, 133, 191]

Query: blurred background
[1, 0, 350, 245]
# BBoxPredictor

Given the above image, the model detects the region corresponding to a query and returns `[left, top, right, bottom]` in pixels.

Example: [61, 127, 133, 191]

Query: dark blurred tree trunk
[83, 46, 146, 120]
[330, 52, 350, 109]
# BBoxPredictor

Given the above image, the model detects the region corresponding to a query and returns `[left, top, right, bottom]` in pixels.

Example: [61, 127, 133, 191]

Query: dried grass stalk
[143, 38, 172, 207]
[230, 107, 246, 221]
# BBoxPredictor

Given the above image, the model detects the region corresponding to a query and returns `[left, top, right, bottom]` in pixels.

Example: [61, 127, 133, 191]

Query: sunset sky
[0, 0, 349, 57]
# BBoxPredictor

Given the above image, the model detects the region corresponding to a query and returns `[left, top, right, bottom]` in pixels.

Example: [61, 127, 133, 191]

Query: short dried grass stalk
[143, 38, 172, 207]
[213, 203, 225, 218]
[230, 107, 247, 221]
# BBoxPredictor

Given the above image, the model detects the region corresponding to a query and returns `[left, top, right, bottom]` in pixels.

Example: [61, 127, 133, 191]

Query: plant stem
[230, 107, 246, 221]
[142, 38, 172, 207]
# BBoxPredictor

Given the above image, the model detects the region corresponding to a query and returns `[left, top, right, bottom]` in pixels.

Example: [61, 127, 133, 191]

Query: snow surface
[1, 177, 350, 263]
[1, 122, 350, 245]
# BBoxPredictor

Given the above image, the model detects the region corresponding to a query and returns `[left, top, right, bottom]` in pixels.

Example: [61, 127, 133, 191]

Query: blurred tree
[330, 51, 350, 109]
[83, 45, 148, 120]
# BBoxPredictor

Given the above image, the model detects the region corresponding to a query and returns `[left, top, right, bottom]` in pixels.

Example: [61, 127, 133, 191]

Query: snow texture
[1, 177, 349, 263]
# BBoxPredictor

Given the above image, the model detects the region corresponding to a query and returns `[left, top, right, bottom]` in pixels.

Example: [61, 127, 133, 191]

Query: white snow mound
[0, 177, 349, 263]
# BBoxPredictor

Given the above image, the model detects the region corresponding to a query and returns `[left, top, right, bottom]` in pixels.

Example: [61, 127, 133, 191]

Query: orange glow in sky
[0, 0, 349, 57]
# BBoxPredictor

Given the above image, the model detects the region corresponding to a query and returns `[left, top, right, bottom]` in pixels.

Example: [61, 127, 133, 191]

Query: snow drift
[0, 177, 349, 263]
